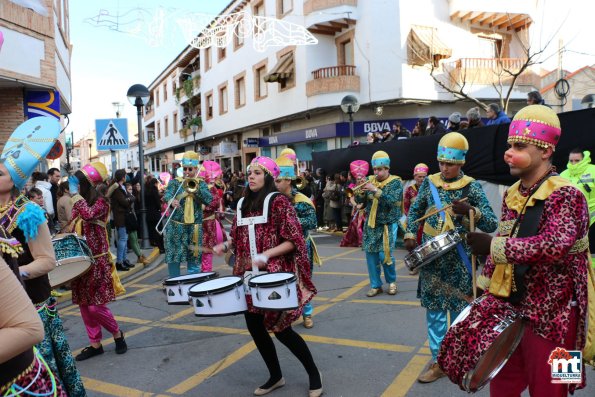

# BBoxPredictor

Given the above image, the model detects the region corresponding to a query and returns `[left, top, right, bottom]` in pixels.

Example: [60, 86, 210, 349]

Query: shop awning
[263, 52, 294, 83]
[407, 25, 452, 67]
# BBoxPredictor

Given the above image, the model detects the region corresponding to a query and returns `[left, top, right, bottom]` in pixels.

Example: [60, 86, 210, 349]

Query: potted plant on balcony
[192, 74, 201, 89]
[188, 116, 202, 130]
[183, 79, 193, 98]
[175, 88, 181, 103]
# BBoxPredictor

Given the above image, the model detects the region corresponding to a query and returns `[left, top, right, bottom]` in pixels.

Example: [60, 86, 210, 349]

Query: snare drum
[49, 234, 93, 288]
[437, 294, 525, 392]
[404, 230, 461, 271]
[163, 272, 218, 305]
[188, 276, 247, 316]
[248, 272, 298, 311]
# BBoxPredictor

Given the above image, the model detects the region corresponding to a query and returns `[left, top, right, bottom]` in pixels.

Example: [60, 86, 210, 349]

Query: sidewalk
[54, 245, 162, 304]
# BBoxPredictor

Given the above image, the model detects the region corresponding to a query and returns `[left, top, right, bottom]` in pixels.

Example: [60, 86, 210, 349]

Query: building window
[234, 74, 246, 108]
[163, 83, 168, 101]
[254, 64, 268, 101]
[164, 116, 169, 137]
[156, 121, 161, 139]
[155, 88, 160, 107]
[205, 47, 212, 71]
[173, 112, 178, 133]
[218, 46, 226, 62]
[277, 0, 292, 17]
[234, 18, 245, 50]
[253, 1, 265, 34]
[205, 92, 214, 119]
[219, 84, 228, 115]
[172, 81, 177, 98]
[336, 30, 355, 65]
[477, 35, 503, 58]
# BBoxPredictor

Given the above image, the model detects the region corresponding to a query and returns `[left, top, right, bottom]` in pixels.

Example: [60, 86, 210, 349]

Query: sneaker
[75, 345, 104, 361]
[417, 362, 446, 383]
[114, 331, 127, 354]
[50, 289, 63, 298]
[388, 282, 398, 295]
[366, 288, 383, 297]
[115, 263, 129, 272]
[303, 315, 314, 329]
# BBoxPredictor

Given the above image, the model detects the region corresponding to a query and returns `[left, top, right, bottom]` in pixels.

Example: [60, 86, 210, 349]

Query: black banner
[312, 108, 595, 185]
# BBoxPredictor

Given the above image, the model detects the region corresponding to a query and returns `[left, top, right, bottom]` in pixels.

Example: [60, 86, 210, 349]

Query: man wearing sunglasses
[163, 151, 212, 277]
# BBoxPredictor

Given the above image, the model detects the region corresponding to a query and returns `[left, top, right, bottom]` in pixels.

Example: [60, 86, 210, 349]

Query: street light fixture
[127, 83, 151, 250]
[341, 95, 360, 146]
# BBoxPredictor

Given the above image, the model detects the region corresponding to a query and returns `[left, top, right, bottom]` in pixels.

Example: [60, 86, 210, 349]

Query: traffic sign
[95, 118, 129, 150]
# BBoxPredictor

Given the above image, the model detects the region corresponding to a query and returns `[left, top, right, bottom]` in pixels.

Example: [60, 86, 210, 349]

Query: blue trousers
[116, 226, 128, 263]
[365, 250, 396, 289]
[426, 308, 461, 361]
[167, 261, 200, 278]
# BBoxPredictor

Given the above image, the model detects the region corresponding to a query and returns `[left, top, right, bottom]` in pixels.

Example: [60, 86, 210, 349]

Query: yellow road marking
[418, 347, 431, 355]
[158, 323, 250, 335]
[127, 283, 163, 289]
[81, 376, 167, 397]
[330, 279, 369, 302]
[303, 335, 414, 353]
[167, 342, 257, 394]
[317, 271, 368, 276]
[161, 307, 195, 322]
[350, 299, 421, 306]
[318, 247, 360, 262]
[381, 354, 430, 397]
[113, 315, 153, 325]
[312, 296, 330, 301]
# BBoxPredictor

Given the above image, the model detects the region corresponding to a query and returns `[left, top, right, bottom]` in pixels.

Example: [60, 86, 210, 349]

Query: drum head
[464, 318, 525, 392]
[164, 272, 218, 285]
[48, 260, 92, 288]
[248, 272, 296, 288]
[189, 276, 242, 296]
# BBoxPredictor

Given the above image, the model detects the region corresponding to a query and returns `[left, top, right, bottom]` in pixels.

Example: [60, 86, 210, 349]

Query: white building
[144, 0, 539, 171]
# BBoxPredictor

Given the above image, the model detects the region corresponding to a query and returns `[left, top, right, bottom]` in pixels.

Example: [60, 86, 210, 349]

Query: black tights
[244, 312, 321, 390]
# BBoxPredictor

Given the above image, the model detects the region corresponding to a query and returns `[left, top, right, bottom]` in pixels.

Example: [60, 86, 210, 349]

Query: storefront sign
[244, 138, 259, 147]
[219, 141, 237, 156]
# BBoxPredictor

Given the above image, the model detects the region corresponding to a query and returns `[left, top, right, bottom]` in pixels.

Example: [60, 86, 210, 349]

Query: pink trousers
[201, 220, 225, 272]
[79, 304, 120, 344]
[490, 307, 579, 397]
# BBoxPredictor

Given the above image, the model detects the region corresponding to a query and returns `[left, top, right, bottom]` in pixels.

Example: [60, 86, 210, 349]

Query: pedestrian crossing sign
[95, 118, 129, 150]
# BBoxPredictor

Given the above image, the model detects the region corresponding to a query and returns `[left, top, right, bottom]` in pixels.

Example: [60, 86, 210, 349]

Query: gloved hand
[452, 199, 474, 216]
[252, 254, 269, 270]
[467, 232, 493, 255]
[68, 175, 79, 195]
[404, 239, 417, 252]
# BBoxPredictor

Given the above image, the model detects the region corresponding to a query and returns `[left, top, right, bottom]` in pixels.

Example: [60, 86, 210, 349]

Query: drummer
[198, 160, 224, 273]
[354, 150, 403, 297]
[213, 156, 322, 397]
[0, 118, 86, 395]
[403, 163, 429, 275]
[467, 105, 590, 396]
[404, 132, 497, 384]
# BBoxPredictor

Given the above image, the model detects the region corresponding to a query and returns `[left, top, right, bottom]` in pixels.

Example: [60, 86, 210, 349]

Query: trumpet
[155, 177, 203, 235]
[295, 176, 307, 190]
[345, 181, 369, 198]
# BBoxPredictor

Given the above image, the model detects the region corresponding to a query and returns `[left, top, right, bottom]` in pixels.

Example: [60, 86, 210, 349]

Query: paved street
[58, 233, 595, 397]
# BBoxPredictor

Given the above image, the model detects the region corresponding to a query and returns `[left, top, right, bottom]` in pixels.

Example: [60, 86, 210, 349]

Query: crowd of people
[2, 101, 593, 397]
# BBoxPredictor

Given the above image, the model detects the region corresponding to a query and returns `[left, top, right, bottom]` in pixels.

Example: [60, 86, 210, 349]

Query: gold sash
[365, 175, 400, 263]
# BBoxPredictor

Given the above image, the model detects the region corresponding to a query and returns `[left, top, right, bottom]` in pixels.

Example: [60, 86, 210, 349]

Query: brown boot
[417, 362, 445, 383]
[138, 255, 149, 265]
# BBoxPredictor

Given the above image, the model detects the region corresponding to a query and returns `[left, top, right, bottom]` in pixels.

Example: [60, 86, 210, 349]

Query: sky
[67, 0, 595, 143]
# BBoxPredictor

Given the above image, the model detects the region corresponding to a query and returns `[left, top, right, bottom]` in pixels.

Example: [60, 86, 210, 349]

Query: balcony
[449, 0, 533, 32]
[304, 0, 357, 34]
[143, 104, 154, 121]
[306, 65, 360, 97]
[442, 58, 539, 88]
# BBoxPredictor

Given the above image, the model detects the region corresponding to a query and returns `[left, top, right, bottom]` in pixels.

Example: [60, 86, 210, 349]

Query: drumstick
[413, 197, 469, 224]
[469, 208, 477, 300]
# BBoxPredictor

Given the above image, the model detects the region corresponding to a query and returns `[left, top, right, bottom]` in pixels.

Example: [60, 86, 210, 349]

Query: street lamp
[65, 132, 73, 172]
[127, 84, 151, 250]
[341, 95, 360, 146]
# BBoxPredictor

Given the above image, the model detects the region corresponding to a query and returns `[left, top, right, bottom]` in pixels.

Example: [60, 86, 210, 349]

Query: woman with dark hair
[69, 162, 127, 361]
[145, 177, 165, 253]
[56, 181, 72, 231]
[213, 156, 322, 397]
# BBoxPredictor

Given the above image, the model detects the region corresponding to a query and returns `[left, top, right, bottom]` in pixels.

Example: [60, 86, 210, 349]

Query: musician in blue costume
[354, 150, 403, 297]
[163, 151, 212, 277]
[404, 132, 497, 384]
[274, 154, 320, 329]
[0, 117, 86, 396]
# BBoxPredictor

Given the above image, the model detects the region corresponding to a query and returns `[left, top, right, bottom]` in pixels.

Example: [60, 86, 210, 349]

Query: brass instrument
[345, 181, 369, 198]
[295, 176, 307, 190]
[156, 177, 203, 235]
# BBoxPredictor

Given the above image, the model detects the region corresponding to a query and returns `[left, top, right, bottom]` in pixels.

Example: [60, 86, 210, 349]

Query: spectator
[108, 169, 135, 271]
[315, 168, 327, 228]
[125, 183, 148, 265]
[329, 174, 344, 232]
[485, 103, 511, 125]
[393, 122, 411, 139]
[31, 172, 54, 221]
[465, 107, 485, 129]
[56, 181, 72, 232]
[366, 132, 376, 143]
[459, 120, 469, 129]
[145, 177, 164, 253]
[47, 168, 60, 223]
[380, 128, 394, 142]
[447, 112, 461, 132]
[527, 90, 545, 105]
[412, 118, 428, 137]
[322, 175, 335, 230]
[427, 116, 446, 135]
[26, 187, 46, 212]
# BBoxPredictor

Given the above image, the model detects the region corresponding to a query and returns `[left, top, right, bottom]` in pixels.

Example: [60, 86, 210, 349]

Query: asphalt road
[57, 233, 595, 397]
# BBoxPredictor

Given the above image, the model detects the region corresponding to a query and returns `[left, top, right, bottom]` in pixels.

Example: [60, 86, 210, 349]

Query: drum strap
[428, 181, 473, 275]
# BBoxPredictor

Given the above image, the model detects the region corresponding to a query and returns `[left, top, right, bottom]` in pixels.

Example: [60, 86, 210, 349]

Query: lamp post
[65, 132, 73, 172]
[341, 95, 360, 146]
[127, 84, 151, 250]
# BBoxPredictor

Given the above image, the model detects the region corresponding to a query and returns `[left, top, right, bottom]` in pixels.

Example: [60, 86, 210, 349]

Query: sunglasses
[183, 167, 194, 171]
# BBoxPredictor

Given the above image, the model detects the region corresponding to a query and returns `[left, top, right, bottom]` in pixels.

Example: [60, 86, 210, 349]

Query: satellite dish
[581, 94, 595, 108]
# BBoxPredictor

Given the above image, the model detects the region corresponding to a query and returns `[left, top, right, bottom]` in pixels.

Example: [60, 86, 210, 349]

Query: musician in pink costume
[467, 105, 590, 396]
[199, 161, 225, 272]
[340, 160, 369, 247]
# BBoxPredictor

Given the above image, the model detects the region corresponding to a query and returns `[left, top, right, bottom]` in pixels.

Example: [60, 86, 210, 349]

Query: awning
[263, 52, 294, 83]
[407, 25, 452, 67]
[450, 11, 532, 32]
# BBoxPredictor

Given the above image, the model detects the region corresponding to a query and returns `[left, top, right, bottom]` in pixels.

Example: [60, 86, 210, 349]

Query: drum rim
[193, 309, 247, 317]
[188, 275, 243, 296]
[247, 272, 297, 288]
[251, 304, 299, 311]
[163, 271, 219, 285]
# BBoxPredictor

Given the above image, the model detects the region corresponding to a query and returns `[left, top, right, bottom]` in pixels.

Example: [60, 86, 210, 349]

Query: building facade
[144, 0, 540, 172]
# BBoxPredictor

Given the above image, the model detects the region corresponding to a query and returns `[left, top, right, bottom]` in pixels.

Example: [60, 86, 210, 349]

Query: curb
[54, 247, 162, 305]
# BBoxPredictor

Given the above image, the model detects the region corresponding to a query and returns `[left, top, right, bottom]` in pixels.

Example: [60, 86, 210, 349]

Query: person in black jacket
[145, 177, 164, 253]
[108, 169, 135, 271]
[314, 168, 327, 228]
